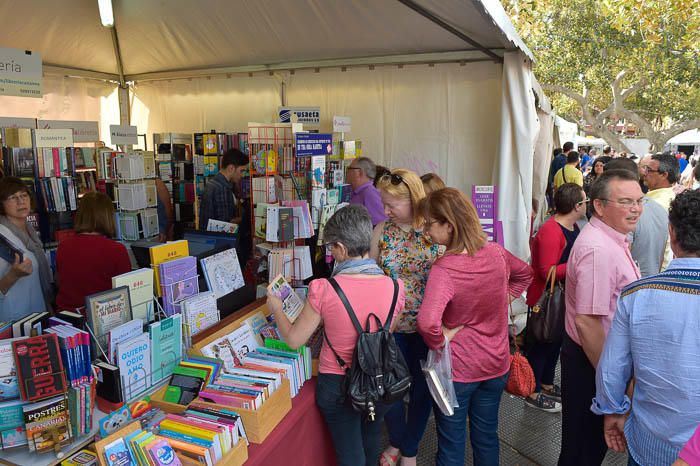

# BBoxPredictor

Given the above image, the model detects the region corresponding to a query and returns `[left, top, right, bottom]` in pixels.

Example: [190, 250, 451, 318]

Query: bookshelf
[114, 151, 159, 241]
[153, 133, 194, 238]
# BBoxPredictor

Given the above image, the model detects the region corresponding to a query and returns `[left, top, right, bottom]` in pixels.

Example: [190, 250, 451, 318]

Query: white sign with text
[0, 48, 42, 98]
[39, 120, 100, 143]
[35, 129, 74, 148]
[110, 125, 138, 145]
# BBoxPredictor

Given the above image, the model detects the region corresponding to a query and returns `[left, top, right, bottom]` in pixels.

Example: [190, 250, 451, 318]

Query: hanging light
[98, 0, 114, 27]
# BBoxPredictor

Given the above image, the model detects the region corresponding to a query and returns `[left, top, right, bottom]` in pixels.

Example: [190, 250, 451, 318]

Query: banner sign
[295, 133, 333, 157]
[110, 125, 138, 145]
[0, 117, 36, 129]
[332, 116, 352, 133]
[39, 120, 99, 143]
[0, 48, 42, 98]
[279, 106, 320, 126]
[472, 185, 502, 245]
[35, 129, 74, 148]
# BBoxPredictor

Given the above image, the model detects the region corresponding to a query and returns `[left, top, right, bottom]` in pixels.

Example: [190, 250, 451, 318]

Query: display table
[245, 378, 336, 466]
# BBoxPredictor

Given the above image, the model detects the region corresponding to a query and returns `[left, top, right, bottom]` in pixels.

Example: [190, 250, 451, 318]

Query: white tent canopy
[668, 129, 700, 145]
[0, 0, 542, 259]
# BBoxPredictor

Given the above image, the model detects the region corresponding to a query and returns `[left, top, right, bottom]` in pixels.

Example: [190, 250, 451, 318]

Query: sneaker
[525, 393, 562, 413]
[541, 385, 562, 402]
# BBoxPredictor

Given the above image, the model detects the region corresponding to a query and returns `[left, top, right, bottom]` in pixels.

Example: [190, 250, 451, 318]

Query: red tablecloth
[245, 378, 337, 466]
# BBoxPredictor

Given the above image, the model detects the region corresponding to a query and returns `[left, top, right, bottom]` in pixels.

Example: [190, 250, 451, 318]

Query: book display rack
[154, 133, 195, 238]
[114, 151, 159, 241]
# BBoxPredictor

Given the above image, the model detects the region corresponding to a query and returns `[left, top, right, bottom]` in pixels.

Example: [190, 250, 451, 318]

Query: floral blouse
[378, 221, 440, 333]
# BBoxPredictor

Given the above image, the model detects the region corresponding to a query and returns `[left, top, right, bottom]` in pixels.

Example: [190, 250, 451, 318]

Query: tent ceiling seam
[110, 26, 127, 88]
[395, 0, 504, 63]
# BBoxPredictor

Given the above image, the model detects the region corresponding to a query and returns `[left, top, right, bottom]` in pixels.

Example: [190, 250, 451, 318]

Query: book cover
[200, 336, 238, 374]
[240, 311, 268, 346]
[23, 395, 71, 452]
[267, 274, 304, 323]
[181, 292, 219, 339]
[116, 333, 151, 401]
[254, 202, 275, 239]
[277, 207, 294, 242]
[0, 399, 27, 449]
[311, 156, 326, 188]
[200, 248, 244, 299]
[103, 437, 133, 466]
[112, 268, 154, 323]
[13, 334, 67, 402]
[0, 337, 24, 401]
[108, 320, 144, 365]
[85, 287, 132, 358]
[149, 240, 189, 298]
[311, 188, 326, 226]
[149, 314, 183, 384]
[147, 439, 182, 466]
[62, 449, 98, 466]
[226, 324, 260, 365]
[160, 256, 198, 316]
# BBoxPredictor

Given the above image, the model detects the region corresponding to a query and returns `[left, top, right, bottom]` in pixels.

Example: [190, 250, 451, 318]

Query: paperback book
[112, 268, 154, 323]
[116, 333, 151, 401]
[160, 256, 199, 316]
[23, 395, 71, 452]
[85, 287, 133, 358]
[149, 314, 183, 384]
[12, 334, 67, 402]
[200, 248, 245, 299]
[267, 274, 304, 323]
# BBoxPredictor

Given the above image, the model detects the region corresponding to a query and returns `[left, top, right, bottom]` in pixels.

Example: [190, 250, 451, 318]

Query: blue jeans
[384, 332, 432, 457]
[434, 373, 508, 466]
[316, 373, 390, 466]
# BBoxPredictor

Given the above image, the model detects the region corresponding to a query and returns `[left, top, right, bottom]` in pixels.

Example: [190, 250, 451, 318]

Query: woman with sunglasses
[524, 183, 586, 412]
[0, 177, 53, 321]
[371, 169, 440, 466]
[417, 188, 532, 466]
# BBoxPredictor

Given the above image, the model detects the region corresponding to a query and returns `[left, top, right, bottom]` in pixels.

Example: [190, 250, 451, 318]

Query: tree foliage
[505, 0, 700, 150]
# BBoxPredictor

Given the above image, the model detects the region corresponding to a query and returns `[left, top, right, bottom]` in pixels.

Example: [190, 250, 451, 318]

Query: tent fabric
[495, 51, 539, 260]
[132, 62, 502, 197]
[0, 0, 529, 77]
[668, 129, 700, 145]
[532, 108, 555, 232]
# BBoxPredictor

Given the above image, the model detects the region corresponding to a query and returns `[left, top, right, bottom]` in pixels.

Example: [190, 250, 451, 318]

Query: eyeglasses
[642, 167, 660, 173]
[600, 198, 648, 208]
[5, 192, 30, 203]
[576, 199, 590, 206]
[381, 173, 412, 196]
[346, 167, 362, 171]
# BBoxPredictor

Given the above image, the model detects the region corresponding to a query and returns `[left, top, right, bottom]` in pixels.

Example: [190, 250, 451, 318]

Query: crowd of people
[0, 142, 698, 465]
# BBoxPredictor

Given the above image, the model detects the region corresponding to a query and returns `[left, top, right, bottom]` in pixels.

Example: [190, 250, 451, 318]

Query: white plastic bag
[421, 336, 459, 416]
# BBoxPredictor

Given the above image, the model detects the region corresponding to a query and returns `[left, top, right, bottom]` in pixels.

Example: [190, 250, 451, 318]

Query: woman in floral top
[370, 169, 440, 466]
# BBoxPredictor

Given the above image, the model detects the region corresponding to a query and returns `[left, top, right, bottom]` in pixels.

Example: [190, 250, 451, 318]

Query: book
[200, 248, 245, 299]
[0, 230, 23, 264]
[181, 292, 219, 341]
[254, 202, 276, 239]
[147, 439, 182, 466]
[267, 275, 304, 323]
[62, 449, 98, 466]
[116, 333, 151, 401]
[423, 364, 454, 416]
[226, 324, 260, 364]
[240, 310, 268, 346]
[200, 336, 238, 374]
[311, 188, 326, 227]
[206, 219, 238, 235]
[0, 337, 24, 401]
[149, 240, 189, 297]
[311, 156, 326, 188]
[108, 320, 144, 365]
[94, 360, 122, 405]
[103, 437, 134, 466]
[160, 256, 199, 316]
[149, 314, 183, 384]
[112, 268, 155, 323]
[85, 287, 133, 358]
[23, 395, 71, 452]
[0, 399, 27, 449]
[13, 334, 67, 402]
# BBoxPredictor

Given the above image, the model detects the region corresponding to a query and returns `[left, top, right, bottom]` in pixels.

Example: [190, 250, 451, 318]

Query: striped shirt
[592, 259, 700, 466]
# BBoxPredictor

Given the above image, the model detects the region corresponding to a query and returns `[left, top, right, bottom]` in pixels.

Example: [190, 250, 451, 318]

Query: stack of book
[104, 425, 181, 466]
[267, 246, 313, 281]
[44, 324, 92, 387]
[66, 381, 96, 438]
[37, 177, 78, 212]
[149, 240, 190, 298]
[161, 356, 219, 406]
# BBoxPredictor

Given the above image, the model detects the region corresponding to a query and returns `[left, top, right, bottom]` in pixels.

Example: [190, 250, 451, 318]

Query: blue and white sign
[295, 133, 333, 157]
[279, 106, 320, 126]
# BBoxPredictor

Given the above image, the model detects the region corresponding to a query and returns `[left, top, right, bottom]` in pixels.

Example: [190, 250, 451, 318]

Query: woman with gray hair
[267, 204, 406, 466]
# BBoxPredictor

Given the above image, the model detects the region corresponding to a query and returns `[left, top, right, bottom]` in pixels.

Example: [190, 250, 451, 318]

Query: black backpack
[324, 277, 412, 421]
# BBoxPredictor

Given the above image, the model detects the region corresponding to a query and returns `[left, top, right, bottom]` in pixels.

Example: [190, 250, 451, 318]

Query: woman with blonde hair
[417, 188, 532, 466]
[420, 172, 446, 195]
[56, 191, 131, 311]
[371, 169, 441, 466]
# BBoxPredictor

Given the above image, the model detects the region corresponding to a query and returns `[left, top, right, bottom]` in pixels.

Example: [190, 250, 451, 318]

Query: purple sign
[295, 133, 333, 157]
[471, 185, 500, 244]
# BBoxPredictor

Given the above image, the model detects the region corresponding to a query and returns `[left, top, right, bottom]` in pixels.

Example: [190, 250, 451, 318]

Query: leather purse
[528, 266, 566, 344]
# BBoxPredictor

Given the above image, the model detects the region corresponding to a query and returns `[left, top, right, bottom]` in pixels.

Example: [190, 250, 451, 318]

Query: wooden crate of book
[177, 438, 248, 466]
[150, 383, 190, 414]
[190, 306, 293, 443]
[193, 378, 291, 444]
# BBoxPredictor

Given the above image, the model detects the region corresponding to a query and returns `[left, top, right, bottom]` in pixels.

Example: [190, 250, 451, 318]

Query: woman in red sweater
[417, 188, 532, 466]
[524, 183, 586, 412]
[56, 192, 132, 311]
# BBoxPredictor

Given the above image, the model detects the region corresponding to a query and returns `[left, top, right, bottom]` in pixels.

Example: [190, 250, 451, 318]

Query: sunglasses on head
[381, 173, 412, 193]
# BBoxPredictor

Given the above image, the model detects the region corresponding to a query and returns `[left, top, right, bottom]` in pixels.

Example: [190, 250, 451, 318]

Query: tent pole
[395, 0, 503, 63]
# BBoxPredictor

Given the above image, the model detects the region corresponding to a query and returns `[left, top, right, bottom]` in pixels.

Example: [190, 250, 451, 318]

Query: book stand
[160, 275, 201, 317]
[119, 353, 181, 404]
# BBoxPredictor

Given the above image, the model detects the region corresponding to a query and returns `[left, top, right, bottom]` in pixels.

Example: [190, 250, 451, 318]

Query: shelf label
[39, 120, 99, 143]
[35, 129, 74, 147]
[110, 124, 138, 145]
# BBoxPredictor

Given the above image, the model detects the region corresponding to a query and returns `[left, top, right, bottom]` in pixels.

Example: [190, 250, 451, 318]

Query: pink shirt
[564, 216, 640, 345]
[680, 424, 700, 465]
[308, 275, 405, 376]
[416, 243, 533, 383]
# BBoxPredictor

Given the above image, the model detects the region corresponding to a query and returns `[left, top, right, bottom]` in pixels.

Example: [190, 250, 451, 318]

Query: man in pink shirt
[559, 169, 643, 466]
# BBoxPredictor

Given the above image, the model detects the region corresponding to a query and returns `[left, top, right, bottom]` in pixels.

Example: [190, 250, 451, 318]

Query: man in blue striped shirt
[592, 189, 700, 466]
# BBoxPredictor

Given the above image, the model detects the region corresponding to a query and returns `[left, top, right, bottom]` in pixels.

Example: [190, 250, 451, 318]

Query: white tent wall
[130, 74, 282, 138]
[284, 62, 502, 192]
[495, 52, 539, 260]
[0, 75, 119, 141]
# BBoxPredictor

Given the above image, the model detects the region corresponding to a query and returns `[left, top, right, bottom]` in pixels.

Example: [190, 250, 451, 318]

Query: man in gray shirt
[605, 158, 668, 277]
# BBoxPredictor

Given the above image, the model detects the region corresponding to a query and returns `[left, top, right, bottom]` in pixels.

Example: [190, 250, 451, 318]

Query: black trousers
[558, 334, 608, 466]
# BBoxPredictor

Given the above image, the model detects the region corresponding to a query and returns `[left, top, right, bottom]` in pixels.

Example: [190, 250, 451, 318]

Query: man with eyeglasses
[558, 169, 642, 466]
[346, 157, 386, 226]
[644, 152, 680, 270]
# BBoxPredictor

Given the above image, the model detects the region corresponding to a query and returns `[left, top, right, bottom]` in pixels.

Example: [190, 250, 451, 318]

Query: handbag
[506, 302, 535, 397]
[528, 266, 566, 344]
